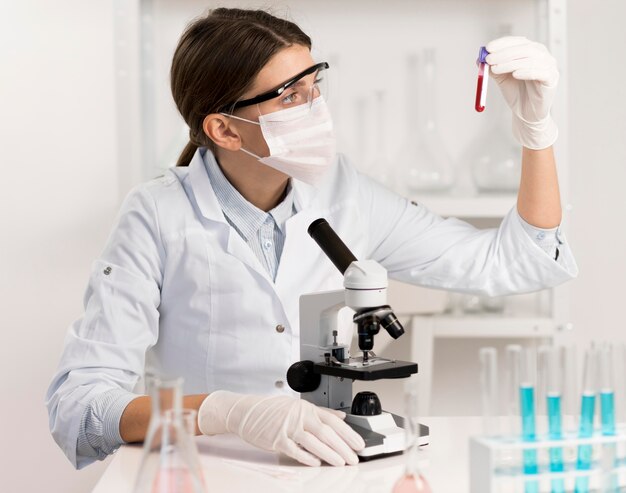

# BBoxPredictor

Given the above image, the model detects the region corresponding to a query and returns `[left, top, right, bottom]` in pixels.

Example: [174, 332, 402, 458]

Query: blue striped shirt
[203, 151, 298, 281]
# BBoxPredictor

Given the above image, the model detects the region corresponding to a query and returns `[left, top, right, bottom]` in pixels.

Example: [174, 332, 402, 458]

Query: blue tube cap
[477, 46, 489, 64]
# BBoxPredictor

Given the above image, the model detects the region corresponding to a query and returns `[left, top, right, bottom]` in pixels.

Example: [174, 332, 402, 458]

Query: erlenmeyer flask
[399, 49, 454, 194]
[392, 387, 432, 493]
[133, 376, 205, 493]
[365, 90, 396, 189]
[469, 101, 521, 193]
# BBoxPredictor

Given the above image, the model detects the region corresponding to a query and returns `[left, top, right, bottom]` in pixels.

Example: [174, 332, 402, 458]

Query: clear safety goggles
[222, 62, 329, 123]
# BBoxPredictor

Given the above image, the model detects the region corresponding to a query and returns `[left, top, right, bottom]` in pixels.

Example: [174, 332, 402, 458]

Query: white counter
[92, 416, 482, 493]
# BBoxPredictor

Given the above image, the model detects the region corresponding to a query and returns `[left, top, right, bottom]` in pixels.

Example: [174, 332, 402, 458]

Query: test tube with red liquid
[475, 46, 489, 112]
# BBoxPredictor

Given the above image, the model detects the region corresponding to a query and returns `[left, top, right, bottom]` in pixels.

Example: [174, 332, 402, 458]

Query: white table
[93, 416, 482, 493]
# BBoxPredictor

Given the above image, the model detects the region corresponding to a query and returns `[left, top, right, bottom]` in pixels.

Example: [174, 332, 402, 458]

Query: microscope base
[343, 410, 430, 460]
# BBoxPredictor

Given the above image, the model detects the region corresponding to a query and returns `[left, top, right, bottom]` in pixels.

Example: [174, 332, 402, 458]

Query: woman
[46, 8, 577, 469]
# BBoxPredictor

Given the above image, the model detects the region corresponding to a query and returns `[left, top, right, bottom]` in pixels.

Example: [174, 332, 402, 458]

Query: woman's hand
[486, 36, 559, 150]
[198, 391, 365, 466]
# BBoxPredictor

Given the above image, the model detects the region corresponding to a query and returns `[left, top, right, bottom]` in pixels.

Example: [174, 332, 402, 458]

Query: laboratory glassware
[505, 345, 522, 436]
[599, 343, 618, 492]
[399, 50, 455, 193]
[468, 26, 521, 194]
[479, 347, 498, 436]
[541, 347, 565, 493]
[563, 344, 579, 416]
[480, 296, 505, 313]
[365, 90, 396, 188]
[178, 408, 199, 437]
[133, 376, 205, 493]
[475, 47, 490, 112]
[460, 294, 482, 314]
[575, 347, 597, 493]
[468, 99, 521, 193]
[445, 292, 507, 315]
[392, 387, 432, 493]
[599, 343, 616, 436]
[519, 348, 539, 493]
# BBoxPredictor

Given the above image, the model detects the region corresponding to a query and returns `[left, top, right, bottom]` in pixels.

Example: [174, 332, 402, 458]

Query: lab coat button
[275, 380, 284, 388]
[275, 324, 285, 333]
[556, 228, 565, 244]
[103, 266, 112, 275]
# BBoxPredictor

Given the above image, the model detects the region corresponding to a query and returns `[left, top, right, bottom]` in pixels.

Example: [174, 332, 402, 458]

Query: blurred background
[0, 0, 624, 491]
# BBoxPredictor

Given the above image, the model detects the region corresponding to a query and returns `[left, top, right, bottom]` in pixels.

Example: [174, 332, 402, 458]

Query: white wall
[567, 0, 626, 347]
[0, 1, 118, 491]
[1, 1, 625, 492]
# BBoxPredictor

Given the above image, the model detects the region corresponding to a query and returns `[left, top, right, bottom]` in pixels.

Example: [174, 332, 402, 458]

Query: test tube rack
[470, 427, 626, 493]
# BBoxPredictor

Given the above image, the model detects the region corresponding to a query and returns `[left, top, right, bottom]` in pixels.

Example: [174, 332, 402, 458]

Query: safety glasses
[224, 62, 329, 114]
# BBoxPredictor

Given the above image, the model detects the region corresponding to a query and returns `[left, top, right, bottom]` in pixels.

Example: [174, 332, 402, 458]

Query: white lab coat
[46, 148, 577, 466]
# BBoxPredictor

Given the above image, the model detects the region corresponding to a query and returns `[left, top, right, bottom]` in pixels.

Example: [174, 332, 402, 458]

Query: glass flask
[399, 49, 454, 194]
[392, 388, 432, 493]
[469, 101, 521, 193]
[364, 90, 396, 189]
[480, 295, 506, 313]
[133, 376, 206, 493]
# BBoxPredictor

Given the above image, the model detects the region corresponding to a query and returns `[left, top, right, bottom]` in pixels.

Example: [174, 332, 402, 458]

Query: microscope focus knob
[287, 360, 321, 393]
[351, 391, 382, 416]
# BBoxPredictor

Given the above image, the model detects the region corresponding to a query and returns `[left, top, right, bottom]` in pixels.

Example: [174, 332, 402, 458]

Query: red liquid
[475, 74, 485, 112]
[152, 467, 197, 493]
[392, 474, 433, 493]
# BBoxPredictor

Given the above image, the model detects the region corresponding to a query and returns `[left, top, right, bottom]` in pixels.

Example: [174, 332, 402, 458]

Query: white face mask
[223, 96, 336, 186]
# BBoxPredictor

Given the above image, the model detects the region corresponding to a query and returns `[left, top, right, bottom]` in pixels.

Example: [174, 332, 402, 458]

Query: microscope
[287, 219, 429, 460]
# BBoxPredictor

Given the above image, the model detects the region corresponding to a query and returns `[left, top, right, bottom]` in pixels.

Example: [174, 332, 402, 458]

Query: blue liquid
[600, 391, 618, 492]
[547, 395, 565, 493]
[575, 392, 595, 493]
[601, 391, 615, 436]
[520, 385, 539, 493]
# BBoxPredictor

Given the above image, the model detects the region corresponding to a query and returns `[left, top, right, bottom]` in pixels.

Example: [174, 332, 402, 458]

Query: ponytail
[176, 141, 199, 167]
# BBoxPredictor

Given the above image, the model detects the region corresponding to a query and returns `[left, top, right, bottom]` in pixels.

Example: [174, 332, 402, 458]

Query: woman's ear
[202, 114, 242, 151]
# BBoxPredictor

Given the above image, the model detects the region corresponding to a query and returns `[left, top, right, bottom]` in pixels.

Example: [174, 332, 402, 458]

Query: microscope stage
[314, 359, 417, 381]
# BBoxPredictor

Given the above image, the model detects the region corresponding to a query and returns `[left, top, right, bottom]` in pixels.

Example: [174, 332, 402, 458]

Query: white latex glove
[486, 36, 559, 150]
[197, 391, 365, 467]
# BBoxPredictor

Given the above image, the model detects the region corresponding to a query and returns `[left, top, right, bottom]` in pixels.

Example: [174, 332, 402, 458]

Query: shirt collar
[268, 184, 296, 234]
[203, 150, 296, 240]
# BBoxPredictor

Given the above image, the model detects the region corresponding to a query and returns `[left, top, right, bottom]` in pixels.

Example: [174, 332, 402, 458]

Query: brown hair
[170, 8, 312, 166]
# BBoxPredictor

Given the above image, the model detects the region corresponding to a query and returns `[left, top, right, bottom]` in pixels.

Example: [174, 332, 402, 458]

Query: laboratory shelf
[415, 194, 517, 218]
[412, 314, 557, 338]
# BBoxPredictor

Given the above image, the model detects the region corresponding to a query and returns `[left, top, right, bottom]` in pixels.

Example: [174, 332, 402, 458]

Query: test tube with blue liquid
[599, 343, 618, 492]
[575, 347, 597, 493]
[600, 344, 616, 436]
[542, 347, 565, 493]
[519, 348, 539, 493]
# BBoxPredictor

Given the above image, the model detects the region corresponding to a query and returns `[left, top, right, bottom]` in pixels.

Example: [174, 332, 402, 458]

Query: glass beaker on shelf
[446, 293, 507, 315]
[133, 376, 205, 493]
[480, 295, 506, 314]
[398, 49, 455, 194]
